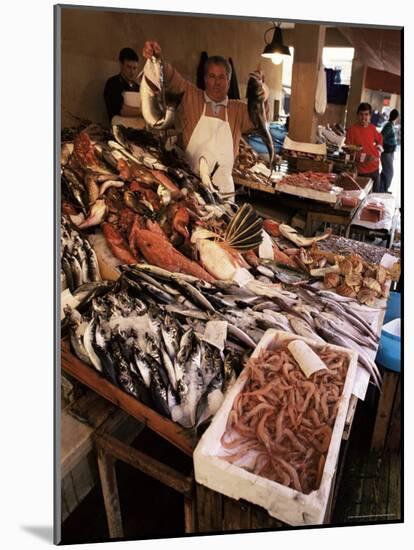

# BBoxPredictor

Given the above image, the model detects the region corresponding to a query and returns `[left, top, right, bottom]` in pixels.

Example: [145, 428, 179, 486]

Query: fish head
[246, 73, 264, 101]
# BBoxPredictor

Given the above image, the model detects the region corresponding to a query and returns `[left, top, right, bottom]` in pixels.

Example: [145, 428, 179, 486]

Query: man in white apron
[104, 47, 145, 130]
[142, 41, 269, 200]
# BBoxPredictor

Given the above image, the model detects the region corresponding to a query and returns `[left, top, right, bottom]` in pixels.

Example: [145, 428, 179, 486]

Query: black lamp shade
[262, 27, 291, 58]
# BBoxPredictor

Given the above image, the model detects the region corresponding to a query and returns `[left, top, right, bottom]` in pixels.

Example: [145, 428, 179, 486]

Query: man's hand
[142, 41, 162, 59]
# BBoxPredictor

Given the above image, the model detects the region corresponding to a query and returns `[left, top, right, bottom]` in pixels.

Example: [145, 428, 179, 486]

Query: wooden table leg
[96, 447, 124, 539]
[184, 493, 196, 533]
[371, 371, 400, 451]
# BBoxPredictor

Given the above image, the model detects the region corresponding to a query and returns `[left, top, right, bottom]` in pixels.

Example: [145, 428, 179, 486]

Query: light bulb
[271, 53, 284, 65]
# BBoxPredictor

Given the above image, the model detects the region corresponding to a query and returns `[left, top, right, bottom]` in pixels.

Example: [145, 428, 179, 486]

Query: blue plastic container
[384, 291, 401, 324]
[376, 318, 401, 372]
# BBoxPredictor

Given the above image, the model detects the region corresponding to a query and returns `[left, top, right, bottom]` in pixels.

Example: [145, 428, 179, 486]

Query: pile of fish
[61, 216, 102, 292]
[60, 122, 391, 433]
[61, 125, 272, 283]
[219, 345, 349, 494]
[64, 275, 242, 429]
[64, 252, 383, 430]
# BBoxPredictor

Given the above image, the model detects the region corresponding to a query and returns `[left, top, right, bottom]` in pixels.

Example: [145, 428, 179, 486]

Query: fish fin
[224, 204, 263, 252]
[210, 161, 220, 179]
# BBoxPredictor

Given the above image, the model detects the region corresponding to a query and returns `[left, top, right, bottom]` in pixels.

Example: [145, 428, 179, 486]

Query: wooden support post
[289, 24, 326, 143]
[196, 484, 223, 533]
[184, 493, 196, 533]
[96, 447, 124, 539]
[371, 371, 400, 450]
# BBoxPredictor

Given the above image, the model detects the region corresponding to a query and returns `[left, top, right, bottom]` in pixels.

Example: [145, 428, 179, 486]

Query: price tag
[202, 320, 228, 351]
[258, 229, 274, 259]
[232, 266, 254, 287]
[288, 340, 327, 378]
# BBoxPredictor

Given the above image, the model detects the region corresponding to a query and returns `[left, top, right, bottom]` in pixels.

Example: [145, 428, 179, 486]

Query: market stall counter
[60, 124, 400, 536]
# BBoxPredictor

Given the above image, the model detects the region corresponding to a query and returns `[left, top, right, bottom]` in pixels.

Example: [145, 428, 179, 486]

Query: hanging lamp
[261, 22, 291, 65]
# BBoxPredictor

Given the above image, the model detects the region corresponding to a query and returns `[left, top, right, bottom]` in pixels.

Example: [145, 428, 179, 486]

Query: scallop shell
[336, 283, 357, 297]
[323, 272, 341, 289]
[357, 288, 376, 306]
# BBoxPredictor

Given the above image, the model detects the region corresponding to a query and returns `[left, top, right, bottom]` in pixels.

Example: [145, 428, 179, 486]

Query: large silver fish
[140, 56, 184, 130]
[246, 72, 274, 170]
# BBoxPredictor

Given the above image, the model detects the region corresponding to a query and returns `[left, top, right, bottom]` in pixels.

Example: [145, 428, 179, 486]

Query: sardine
[109, 338, 139, 398]
[62, 254, 74, 292]
[83, 317, 103, 372]
[133, 350, 152, 388]
[93, 322, 119, 386]
[68, 254, 83, 289]
[287, 314, 325, 343]
[161, 314, 181, 361]
[83, 239, 102, 282]
[66, 307, 92, 365]
[171, 276, 216, 312]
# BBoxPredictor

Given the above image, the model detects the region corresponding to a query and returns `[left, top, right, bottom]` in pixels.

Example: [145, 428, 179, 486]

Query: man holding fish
[142, 41, 272, 198]
[104, 47, 146, 130]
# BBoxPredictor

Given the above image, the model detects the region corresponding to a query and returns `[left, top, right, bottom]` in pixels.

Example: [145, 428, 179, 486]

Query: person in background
[346, 102, 383, 193]
[380, 108, 399, 193]
[142, 40, 269, 198]
[104, 47, 144, 129]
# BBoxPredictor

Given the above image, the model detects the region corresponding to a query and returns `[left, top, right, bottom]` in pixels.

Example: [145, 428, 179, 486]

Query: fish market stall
[59, 117, 400, 534]
[233, 135, 373, 237]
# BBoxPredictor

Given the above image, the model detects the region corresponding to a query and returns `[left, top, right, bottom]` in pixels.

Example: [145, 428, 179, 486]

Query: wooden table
[60, 286, 390, 535]
[234, 175, 373, 237]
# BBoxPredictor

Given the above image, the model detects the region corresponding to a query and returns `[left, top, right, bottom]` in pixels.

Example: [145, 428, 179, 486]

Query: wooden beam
[96, 448, 124, 539]
[94, 431, 193, 497]
[289, 24, 326, 143]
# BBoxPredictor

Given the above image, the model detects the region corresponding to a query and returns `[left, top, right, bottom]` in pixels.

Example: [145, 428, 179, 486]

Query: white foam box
[193, 329, 358, 526]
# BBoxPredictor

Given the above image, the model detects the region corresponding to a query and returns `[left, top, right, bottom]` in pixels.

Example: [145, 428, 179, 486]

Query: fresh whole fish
[140, 56, 184, 130]
[246, 72, 274, 171]
[77, 199, 108, 229]
[99, 179, 125, 196]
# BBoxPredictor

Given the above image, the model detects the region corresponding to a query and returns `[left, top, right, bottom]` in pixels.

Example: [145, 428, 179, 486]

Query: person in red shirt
[346, 102, 384, 192]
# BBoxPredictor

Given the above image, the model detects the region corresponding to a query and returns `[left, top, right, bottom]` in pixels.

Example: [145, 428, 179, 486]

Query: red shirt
[346, 123, 383, 174]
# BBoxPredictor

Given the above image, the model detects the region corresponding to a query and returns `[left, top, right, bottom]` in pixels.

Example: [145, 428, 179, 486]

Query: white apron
[185, 102, 235, 197]
[111, 90, 145, 129]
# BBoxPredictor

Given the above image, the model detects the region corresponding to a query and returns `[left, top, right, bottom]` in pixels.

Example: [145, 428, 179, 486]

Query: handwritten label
[258, 229, 274, 259]
[202, 320, 228, 351]
[288, 340, 327, 378]
[232, 267, 254, 287]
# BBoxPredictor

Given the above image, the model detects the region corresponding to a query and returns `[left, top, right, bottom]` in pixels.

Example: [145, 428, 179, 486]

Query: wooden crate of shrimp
[193, 330, 358, 526]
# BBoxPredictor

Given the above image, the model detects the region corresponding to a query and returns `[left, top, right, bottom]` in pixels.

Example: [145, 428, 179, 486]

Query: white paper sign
[288, 340, 327, 378]
[232, 266, 255, 287]
[258, 229, 274, 259]
[60, 288, 80, 320]
[202, 320, 228, 351]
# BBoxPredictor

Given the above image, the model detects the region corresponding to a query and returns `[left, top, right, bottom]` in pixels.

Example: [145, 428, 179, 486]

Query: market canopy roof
[338, 27, 402, 76]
